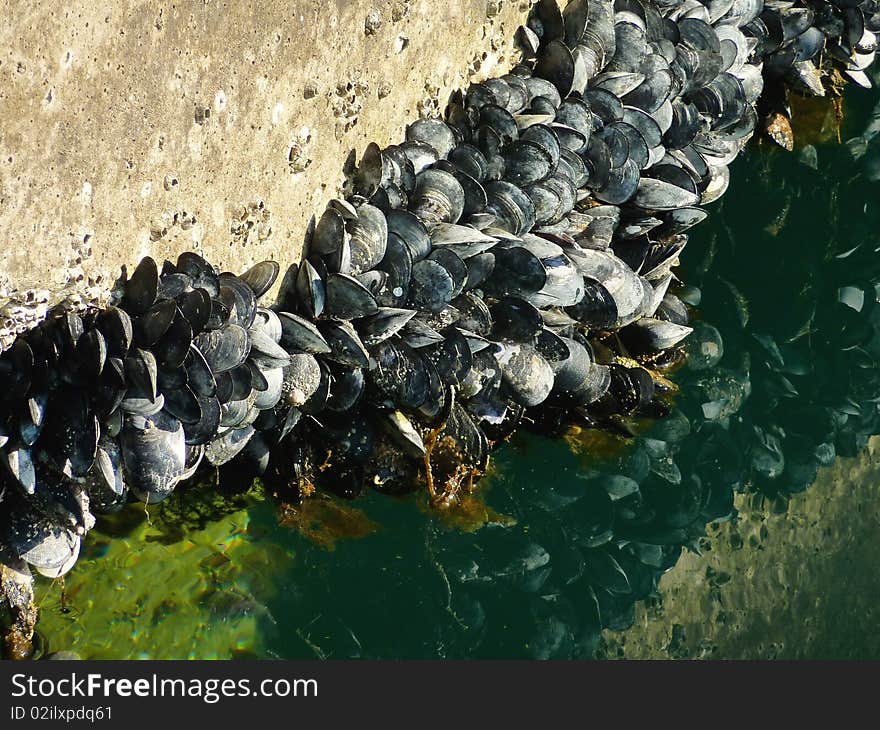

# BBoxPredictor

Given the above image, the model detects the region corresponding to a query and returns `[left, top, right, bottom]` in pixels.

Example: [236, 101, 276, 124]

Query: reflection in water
[607, 439, 880, 659]
[33, 81, 880, 658]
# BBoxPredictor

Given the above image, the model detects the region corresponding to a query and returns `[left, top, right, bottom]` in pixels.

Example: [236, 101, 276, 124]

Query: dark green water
[32, 79, 880, 659]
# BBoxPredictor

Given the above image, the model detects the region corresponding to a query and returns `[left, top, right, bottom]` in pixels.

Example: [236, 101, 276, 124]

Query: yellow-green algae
[34, 487, 292, 660]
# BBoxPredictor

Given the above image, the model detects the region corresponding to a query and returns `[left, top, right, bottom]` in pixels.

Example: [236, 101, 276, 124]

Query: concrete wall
[0, 0, 532, 348]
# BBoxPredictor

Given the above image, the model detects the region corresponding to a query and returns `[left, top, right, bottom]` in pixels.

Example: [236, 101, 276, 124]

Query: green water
[32, 80, 880, 659]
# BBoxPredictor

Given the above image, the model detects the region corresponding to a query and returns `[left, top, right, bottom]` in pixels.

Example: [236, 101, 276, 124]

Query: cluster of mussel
[1, 0, 879, 646]
[757, 0, 880, 97]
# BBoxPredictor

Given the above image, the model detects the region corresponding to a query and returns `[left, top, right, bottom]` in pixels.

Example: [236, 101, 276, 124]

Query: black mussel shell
[239, 260, 280, 299]
[122, 257, 159, 315]
[193, 324, 251, 374]
[96, 306, 133, 359]
[278, 312, 331, 355]
[325, 273, 380, 320]
[155, 315, 194, 370]
[135, 298, 177, 347]
[177, 252, 220, 297]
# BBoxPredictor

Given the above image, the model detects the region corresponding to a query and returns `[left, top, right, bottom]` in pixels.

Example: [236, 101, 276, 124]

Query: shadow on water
[32, 79, 880, 658]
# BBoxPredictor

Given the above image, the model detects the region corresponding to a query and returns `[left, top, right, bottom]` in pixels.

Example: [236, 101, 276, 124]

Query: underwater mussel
[0, 496, 82, 579]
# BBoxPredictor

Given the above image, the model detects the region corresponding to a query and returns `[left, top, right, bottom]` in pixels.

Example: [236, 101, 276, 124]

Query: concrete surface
[0, 0, 532, 348]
